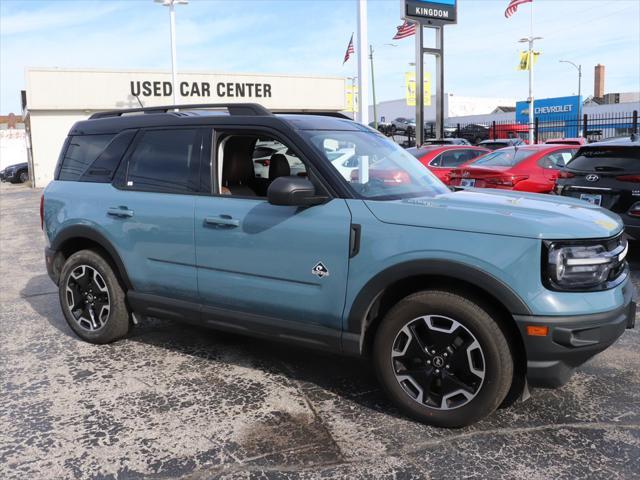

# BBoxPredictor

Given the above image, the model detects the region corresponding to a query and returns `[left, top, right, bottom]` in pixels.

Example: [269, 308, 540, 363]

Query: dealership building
[23, 68, 346, 188]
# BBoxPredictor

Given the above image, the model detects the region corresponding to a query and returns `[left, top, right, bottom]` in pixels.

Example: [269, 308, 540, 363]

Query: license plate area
[460, 179, 476, 187]
[580, 193, 602, 206]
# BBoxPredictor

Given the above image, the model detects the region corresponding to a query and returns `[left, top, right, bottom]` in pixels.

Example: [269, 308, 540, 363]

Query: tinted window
[438, 150, 479, 167]
[566, 147, 640, 173]
[126, 129, 200, 192]
[58, 134, 114, 180]
[471, 148, 536, 167]
[79, 130, 136, 183]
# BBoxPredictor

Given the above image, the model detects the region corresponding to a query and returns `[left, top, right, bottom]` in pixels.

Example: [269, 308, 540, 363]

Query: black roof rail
[89, 103, 272, 120]
[275, 111, 352, 120]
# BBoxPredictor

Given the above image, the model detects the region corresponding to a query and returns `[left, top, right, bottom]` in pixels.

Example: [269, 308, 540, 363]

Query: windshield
[304, 130, 449, 200]
[470, 148, 536, 167]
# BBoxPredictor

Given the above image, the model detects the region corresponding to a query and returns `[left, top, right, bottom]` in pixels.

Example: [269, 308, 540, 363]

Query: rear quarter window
[57, 134, 115, 181]
[567, 146, 640, 173]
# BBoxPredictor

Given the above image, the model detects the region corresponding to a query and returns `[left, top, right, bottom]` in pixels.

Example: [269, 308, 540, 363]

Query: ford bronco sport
[42, 104, 636, 428]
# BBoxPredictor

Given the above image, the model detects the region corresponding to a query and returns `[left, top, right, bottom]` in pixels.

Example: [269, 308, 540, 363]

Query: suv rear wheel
[373, 290, 513, 428]
[58, 249, 130, 344]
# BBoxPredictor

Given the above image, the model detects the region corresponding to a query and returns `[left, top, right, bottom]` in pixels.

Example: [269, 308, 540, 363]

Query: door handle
[204, 215, 240, 228]
[107, 206, 134, 218]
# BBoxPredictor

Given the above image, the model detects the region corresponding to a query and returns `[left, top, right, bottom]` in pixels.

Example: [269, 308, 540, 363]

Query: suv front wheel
[373, 290, 513, 428]
[58, 249, 130, 344]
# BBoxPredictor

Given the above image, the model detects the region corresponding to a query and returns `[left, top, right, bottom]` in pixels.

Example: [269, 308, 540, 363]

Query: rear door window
[471, 148, 536, 167]
[57, 134, 114, 180]
[125, 129, 201, 193]
[566, 146, 640, 173]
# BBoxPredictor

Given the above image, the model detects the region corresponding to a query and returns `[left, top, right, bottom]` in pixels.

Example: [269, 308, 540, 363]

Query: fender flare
[50, 225, 133, 289]
[345, 259, 532, 336]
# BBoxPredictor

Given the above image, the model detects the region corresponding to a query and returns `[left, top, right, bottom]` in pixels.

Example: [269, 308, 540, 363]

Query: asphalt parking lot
[1, 182, 639, 480]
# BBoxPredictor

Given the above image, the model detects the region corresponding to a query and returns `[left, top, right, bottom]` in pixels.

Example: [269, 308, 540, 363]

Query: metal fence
[391, 110, 638, 146]
[448, 110, 638, 144]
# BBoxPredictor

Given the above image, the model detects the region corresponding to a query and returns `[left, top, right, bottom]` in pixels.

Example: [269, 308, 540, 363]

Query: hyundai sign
[404, 0, 457, 25]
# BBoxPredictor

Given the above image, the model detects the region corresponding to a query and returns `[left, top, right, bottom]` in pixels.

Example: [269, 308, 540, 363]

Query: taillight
[616, 175, 640, 183]
[558, 171, 576, 179]
[40, 193, 44, 230]
[484, 175, 529, 187]
[629, 202, 640, 218]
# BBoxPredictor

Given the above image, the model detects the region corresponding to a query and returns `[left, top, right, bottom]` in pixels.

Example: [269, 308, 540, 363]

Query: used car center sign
[404, 0, 457, 25]
[130, 80, 273, 99]
[25, 68, 345, 111]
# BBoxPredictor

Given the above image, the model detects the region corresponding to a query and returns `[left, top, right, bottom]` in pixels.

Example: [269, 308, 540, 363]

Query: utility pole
[369, 45, 378, 129]
[356, 0, 369, 125]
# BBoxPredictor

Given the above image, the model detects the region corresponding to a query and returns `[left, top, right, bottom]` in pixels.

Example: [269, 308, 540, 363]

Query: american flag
[343, 33, 355, 64]
[392, 20, 416, 40]
[505, 0, 532, 18]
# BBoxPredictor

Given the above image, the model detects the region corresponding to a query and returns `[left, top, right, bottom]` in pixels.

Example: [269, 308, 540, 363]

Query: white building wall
[25, 68, 347, 188]
[369, 94, 516, 123]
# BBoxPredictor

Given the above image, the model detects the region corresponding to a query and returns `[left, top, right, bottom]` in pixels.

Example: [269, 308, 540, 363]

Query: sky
[1, 0, 639, 113]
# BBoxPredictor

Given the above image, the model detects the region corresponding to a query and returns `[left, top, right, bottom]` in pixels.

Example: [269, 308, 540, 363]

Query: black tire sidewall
[19, 171, 28, 183]
[58, 249, 129, 344]
[373, 291, 513, 428]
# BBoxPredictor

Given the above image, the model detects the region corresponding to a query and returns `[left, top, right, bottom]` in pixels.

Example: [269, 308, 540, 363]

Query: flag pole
[356, 0, 370, 125]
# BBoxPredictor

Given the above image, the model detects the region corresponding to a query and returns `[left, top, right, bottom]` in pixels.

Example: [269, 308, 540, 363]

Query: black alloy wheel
[391, 314, 485, 410]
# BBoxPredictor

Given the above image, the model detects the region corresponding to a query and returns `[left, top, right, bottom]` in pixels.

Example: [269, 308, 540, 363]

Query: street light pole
[369, 45, 378, 129]
[560, 60, 582, 136]
[519, 36, 542, 144]
[155, 0, 188, 106]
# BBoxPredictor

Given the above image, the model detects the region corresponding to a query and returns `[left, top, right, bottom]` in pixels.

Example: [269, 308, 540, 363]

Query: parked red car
[406, 145, 490, 184]
[448, 144, 579, 193]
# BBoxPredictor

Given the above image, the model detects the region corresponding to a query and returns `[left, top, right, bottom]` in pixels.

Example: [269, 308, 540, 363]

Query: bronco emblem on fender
[311, 262, 329, 278]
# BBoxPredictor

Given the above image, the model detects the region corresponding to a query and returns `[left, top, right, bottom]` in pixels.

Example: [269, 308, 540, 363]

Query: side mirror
[267, 176, 327, 207]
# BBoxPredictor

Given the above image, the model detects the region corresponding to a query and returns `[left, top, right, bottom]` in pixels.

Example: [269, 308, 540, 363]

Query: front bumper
[514, 281, 637, 388]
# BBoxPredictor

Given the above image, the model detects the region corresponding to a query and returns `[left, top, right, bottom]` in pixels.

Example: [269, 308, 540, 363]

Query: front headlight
[544, 236, 628, 291]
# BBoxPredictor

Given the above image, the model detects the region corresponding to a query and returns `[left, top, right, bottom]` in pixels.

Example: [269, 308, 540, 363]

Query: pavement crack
[20, 290, 57, 298]
[277, 359, 346, 464]
[392, 421, 640, 458]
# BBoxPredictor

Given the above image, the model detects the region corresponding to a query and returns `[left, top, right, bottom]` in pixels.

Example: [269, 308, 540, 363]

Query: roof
[70, 104, 363, 136]
[581, 135, 640, 147]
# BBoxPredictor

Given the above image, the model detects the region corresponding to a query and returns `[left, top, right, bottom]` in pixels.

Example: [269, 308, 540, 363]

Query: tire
[58, 249, 130, 344]
[373, 290, 513, 428]
[18, 171, 28, 183]
[390, 125, 397, 135]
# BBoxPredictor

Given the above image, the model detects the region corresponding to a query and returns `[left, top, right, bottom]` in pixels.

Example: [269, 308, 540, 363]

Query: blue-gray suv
[42, 104, 636, 427]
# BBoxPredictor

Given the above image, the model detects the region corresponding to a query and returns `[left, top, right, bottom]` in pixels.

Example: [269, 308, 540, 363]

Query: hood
[364, 189, 623, 240]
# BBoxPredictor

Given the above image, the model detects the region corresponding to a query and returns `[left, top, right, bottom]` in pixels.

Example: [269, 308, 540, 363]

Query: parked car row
[0, 162, 29, 184]
[406, 135, 639, 241]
